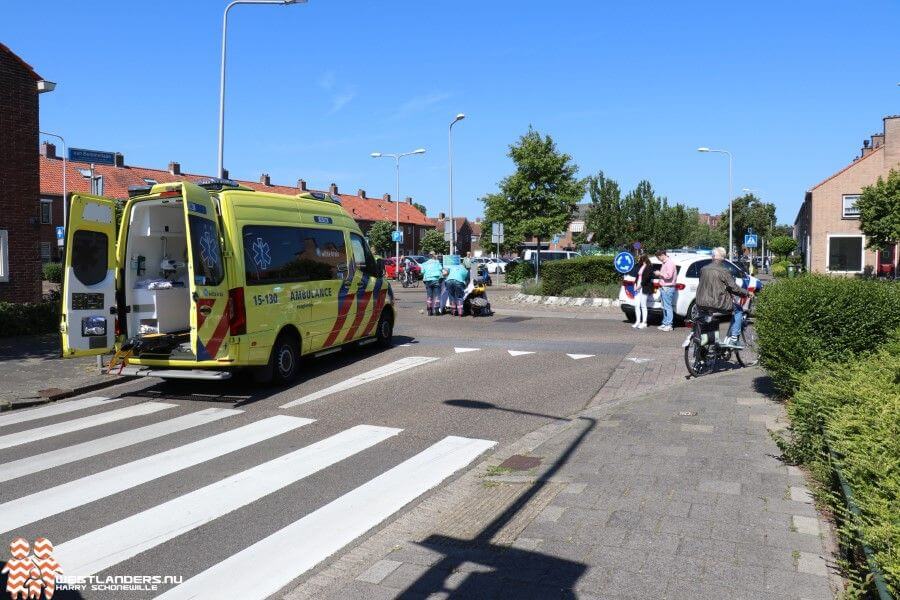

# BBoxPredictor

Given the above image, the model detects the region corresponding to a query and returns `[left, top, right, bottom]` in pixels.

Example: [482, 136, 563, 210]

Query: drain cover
[678, 411, 698, 417]
[499, 455, 542, 471]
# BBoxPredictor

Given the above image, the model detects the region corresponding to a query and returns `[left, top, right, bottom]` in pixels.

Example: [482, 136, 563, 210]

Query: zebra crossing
[0, 396, 497, 599]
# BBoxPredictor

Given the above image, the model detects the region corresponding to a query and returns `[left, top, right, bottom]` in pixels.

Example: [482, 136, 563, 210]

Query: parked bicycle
[400, 268, 419, 288]
[684, 308, 759, 377]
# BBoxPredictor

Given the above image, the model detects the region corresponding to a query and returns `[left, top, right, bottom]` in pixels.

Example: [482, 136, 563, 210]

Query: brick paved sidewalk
[288, 359, 839, 600]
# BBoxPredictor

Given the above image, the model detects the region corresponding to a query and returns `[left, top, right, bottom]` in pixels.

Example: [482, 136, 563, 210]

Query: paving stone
[737, 397, 766, 406]
[796, 552, 829, 577]
[355, 559, 403, 584]
[681, 423, 714, 433]
[791, 515, 821, 536]
[563, 482, 587, 494]
[698, 479, 742, 495]
[765, 567, 833, 597]
[789, 485, 814, 504]
[510, 537, 542, 551]
[537, 505, 566, 523]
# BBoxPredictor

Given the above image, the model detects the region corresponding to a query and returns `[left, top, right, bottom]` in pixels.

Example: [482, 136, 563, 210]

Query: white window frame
[570, 220, 585, 233]
[842, 194, 860, 219]
[826, 234, 865, 274]
[40, 198, 53, 224]
[0, 230, 8, 282]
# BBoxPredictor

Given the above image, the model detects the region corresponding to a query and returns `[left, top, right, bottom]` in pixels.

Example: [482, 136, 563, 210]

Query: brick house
[0, 44, 53, 303]
[38, 151, 433, 260]
[427, 215, 473, 255]
[521, 203, 590, 252]
[794, 115, 900, 275]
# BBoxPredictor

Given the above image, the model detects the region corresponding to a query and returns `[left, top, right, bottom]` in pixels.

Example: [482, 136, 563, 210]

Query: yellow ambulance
[61, 179, 395, 384]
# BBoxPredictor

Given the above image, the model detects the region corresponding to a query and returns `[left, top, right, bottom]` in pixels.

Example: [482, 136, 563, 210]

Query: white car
[522, 250, 580, 263]
[472, 257, 507, 274]
[619, 253, 761, 323]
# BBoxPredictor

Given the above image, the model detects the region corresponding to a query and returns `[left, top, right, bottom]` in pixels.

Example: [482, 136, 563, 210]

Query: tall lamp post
[448, 113, 465, 255]
[218, 0, 305, 179]
[698, 147, 734, 260]
[371, 149, 426, 278]
[40, 131, 67, 229]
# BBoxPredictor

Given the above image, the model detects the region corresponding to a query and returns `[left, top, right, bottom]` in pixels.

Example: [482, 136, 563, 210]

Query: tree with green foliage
[366, 220, 394, 256]
[480, 128, 585, 274]
[772, 223, 794, 239]
[857, 169, 900, 249]
[769, 235, 797, 259]
[419, 229, 449, 254]
[584, 172, 623, 248]
[718, 194, 776, 250]
[412, 202, 427, 216]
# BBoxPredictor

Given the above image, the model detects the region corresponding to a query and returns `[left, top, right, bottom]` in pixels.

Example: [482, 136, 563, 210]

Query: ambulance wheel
[375, 313, 393, 348]
[255, 333, 300, 385]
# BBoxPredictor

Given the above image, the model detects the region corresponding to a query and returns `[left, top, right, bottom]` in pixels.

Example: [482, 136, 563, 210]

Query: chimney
[438, 212, 446, 220]
[357, 188, 367, 199]
[114, 152, 125, 168]
[405, 196, 413, 204]
[862, 139, 873, 158]
[297, 179, 307, 191]
[168, 161, 181, 175]
[260, 173, 271, 186]
[872, 133, 885, 149]
[40, 142, 56, 159]
[383, 193, 391, 202]
[884, 115, 900, 165]
[329, 183, 338, 195]
[222, 168, 229, 179]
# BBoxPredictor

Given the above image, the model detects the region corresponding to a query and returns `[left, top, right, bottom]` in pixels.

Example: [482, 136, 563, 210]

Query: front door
[877, 244, 897, 278]
[61, 194, 119, 357]
[181, 183, 231, 361]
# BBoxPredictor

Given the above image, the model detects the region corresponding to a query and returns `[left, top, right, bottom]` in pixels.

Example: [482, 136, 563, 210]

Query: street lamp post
[40, 131, 67, 229]
[448, 113, 465, 255]
[371, 149, 426, 279]
[218, 0, 305, 179]
[698, 147, 734, 260]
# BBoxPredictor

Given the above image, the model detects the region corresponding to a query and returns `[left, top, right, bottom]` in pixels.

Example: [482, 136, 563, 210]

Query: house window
[570, 221, 585, 233]
[91, 175, 104, 196]
[40, 242, 52, 262]
[143, 178, 158, 186]
[0, 230, 8, 282]
[827, 235, 864, 272]
[40, 199, 52, 224]
[842, 195, 860, 219]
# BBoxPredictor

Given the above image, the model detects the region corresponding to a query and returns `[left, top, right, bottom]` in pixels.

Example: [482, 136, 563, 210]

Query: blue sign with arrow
[614, 251, 635, 274]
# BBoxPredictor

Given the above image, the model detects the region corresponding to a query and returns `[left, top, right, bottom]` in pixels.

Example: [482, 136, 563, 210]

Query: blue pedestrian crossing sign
[614, 251, 635, 274]
[744, 233, 758, 248]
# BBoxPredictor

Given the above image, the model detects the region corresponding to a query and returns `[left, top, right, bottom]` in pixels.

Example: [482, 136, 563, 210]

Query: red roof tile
[39, 155, 432, 227]
[809, 146, 882, 191]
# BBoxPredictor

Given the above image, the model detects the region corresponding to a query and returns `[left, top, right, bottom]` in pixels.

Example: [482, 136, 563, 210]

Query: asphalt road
[0, 284, 669, 600]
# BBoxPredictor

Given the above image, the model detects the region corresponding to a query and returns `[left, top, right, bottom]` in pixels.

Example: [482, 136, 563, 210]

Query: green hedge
[505, 260, 534, 284]
[755, 276, 900, 395]
[539, 256, 619, 296]
[0, 300, 61, 337]
[779, 338, 900, 596]
[43, 262, 63, 283]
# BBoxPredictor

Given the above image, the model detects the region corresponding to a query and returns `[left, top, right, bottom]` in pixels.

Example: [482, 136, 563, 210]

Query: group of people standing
[421, 252, 473, 317]
[632, 249, 677, 331]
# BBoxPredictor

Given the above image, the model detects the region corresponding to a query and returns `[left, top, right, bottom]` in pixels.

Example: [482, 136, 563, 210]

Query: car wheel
[271, 333, 301, 385]
[688, 301, 700, 322]
[375, 311, 393, 348]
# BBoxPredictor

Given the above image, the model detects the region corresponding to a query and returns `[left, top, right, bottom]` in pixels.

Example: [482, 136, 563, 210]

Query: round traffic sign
[614, 251, 635, 274]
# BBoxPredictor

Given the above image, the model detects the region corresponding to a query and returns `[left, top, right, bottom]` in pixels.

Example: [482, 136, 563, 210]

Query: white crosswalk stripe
[280, 356, 440, 408]
[54, 424, 402, 576]
[0, 402, 175, 450]
[155, 435, 496, 600]
[0, 414, 310, 533]
[0, 396, 116, 428]
[0, 407, 242, 483]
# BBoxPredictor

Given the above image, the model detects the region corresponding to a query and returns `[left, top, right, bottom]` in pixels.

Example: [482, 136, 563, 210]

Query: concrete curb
[0, 375, 135, 412]
[509, 292, 622, 308]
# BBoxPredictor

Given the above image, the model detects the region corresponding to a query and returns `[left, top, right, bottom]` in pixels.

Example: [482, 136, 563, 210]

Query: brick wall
[0, 49, 42, 303]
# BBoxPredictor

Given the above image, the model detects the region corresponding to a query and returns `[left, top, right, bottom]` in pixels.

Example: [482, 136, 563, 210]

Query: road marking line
[507, 350, 535, 356]
[566, 353, 595, 360]
[154, 435, 496, 600]
[0, 408, 242, 483]
[454, 347, 480, 353]
[0, 397, 116, 428]
[280, 356, 440, 408]
[0, 415, 311, 533]
[54, 424, 400, 576]
[626, 357, 652, 364]
[0, 402, 176, 451]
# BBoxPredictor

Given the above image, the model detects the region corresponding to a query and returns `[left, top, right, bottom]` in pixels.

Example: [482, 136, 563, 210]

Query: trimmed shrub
[505, 260, 534, 284]
[779, 339, 900, 596]
[43, 261, 63, 283]
[539, 256, 619, 296]
[771, 259, 790, 278]
[755, 276, 900, 395]
[560, 283, 621, 298]
[0, 300, 61, 337]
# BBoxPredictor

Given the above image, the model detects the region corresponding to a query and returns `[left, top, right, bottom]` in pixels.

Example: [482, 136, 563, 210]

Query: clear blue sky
[5, 0, 899, 224]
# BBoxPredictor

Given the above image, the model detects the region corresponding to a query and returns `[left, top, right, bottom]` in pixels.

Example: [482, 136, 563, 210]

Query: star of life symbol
[251, 237, 272, 270]
[2, 537, 62, 600]
[199, 228, 219, 271]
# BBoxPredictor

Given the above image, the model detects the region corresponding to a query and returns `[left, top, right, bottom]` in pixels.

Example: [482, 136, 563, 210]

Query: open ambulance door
[61, 194, 119, 357]
[181, 183, 233, 361]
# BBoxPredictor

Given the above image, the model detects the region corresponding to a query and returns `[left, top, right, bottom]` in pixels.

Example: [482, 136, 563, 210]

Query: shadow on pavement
[0, 334, 61, 360]
[751, 374, 781, 399]
[395, 402, 596, 598]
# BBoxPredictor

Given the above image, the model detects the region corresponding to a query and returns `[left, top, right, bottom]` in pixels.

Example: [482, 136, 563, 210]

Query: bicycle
[400, 268, 419, 288]
[683, 307, 759, 377]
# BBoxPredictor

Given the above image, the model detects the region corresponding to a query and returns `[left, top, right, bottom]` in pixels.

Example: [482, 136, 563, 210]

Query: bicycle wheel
[684, 337, 713, 377]
[735, 321, 760, 367]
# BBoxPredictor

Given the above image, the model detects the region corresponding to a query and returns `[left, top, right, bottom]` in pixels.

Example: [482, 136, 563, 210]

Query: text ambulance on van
[60, 179, 395, 384]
